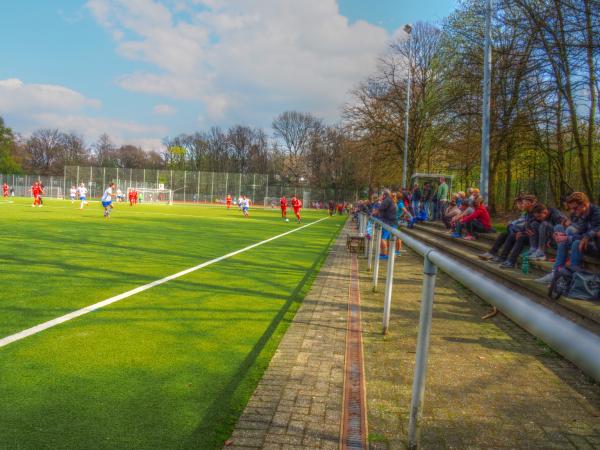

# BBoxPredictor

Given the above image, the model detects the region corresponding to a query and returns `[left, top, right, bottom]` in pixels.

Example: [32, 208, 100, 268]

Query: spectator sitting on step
[528, 203, 568, 261]
[442, 195, 462, 229]
[456, 191, 465, 208]
[536, 192, 600, 284]
[481, 195, 538, 268]
[373, 189, 398, 260]
[452, 196, 493, 241]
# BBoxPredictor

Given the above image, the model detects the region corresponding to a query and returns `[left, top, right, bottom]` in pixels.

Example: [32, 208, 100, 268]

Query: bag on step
[567, 271, 600, 301]
[548, 268, 573, 301]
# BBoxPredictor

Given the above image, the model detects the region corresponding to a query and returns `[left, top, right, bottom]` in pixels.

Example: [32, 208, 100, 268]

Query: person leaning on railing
[372, 189, 398, 260]
[536, 192, 600, 284]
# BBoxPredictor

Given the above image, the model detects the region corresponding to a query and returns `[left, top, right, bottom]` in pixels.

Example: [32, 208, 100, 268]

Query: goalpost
[129, 187, 173, 205]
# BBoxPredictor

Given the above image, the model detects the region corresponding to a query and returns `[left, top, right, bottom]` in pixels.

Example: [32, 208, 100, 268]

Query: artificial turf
[0, 197, 345, 449]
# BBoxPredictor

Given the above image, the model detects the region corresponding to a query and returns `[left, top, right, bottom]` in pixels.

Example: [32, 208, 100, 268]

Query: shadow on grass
[184, 227, 342, 449]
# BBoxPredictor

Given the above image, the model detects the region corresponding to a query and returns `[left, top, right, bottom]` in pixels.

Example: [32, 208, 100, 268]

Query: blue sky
[0, 0, 457, 149]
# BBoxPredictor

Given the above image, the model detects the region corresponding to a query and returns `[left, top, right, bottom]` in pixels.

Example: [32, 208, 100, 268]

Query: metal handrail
[357, 212, 600, 449]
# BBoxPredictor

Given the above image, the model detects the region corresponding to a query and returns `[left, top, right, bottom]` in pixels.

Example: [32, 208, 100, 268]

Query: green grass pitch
[0, 197, 345, 449]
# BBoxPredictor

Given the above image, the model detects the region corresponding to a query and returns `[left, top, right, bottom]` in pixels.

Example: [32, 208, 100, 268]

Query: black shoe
[499, 261, 515, 269]
[492, 256, 504, 263]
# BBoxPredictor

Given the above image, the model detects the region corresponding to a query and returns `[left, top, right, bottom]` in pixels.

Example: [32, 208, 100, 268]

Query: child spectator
[528, 203, 567, 261]
[442, 195, 462, 229]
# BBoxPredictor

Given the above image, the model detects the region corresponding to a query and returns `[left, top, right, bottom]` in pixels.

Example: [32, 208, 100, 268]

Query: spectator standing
[422, 182, 433, 219]
[436, 177, 449, 221]
[411, 183, 421, 216]
[373, 190, 397, 259]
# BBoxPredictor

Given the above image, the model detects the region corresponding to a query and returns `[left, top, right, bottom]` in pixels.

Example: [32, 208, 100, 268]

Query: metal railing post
[372, 224, 382, 291]
[367, 222, 375, 272]
[407, 255, 438, 450]
[382, 236, 397, 334]
[363, 218, 370, 258]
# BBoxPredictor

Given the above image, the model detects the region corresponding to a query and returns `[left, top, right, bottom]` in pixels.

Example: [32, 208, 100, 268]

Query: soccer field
[0, 198, 345, 449]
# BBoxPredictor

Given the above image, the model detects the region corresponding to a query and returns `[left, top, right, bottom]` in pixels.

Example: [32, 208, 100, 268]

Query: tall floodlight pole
[480, 0, 492, 203]
[402, 24, 413, 190]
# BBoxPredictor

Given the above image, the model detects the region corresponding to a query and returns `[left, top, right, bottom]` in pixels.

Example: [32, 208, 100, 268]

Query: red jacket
[461, 205, 492, 229]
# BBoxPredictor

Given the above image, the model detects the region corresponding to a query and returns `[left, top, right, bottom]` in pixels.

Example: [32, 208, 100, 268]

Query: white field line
[0, 217, 329, 349]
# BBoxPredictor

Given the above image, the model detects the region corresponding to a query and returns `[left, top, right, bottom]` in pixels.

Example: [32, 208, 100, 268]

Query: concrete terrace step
[400, 225, 600, 327]
[412, 223, 556, 273]
[419, 220, 600, 269]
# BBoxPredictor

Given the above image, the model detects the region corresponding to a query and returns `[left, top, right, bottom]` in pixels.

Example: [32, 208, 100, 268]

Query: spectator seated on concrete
[452, 196, 493, 241]
[537, 192, 600, 284]
[478, 194, 537, 268]
[528, 203, 568, 261]
[442, 195, 462, 229]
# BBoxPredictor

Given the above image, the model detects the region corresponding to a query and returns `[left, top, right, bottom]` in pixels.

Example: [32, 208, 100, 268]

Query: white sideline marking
[0, 217, 329, 349]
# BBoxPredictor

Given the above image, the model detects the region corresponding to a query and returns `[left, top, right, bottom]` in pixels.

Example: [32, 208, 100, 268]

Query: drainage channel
[340, 253, 368, 450]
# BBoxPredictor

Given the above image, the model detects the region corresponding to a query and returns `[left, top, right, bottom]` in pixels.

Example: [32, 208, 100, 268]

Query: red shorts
[293, 207, 300, 214]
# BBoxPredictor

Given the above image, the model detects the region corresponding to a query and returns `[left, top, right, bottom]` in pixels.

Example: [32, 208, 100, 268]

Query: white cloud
[0, 78, 101, 113]
[153, 104, 176, 115]
[87, 0, 392, 123]
[0, 78, 165, 150]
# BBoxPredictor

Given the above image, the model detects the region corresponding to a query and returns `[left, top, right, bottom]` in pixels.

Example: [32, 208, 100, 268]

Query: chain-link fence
[1, 167, 359, 207]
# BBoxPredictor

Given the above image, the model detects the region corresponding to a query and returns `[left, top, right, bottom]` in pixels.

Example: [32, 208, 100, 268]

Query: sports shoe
[492, 255, 505, 263]
[379, 254, 389, 260]
[451, 232, 462, 238]
[478, 252, 495, 261]
[528, 249, 546, 261]
[395, 251, 402, 256]
[499, 261, 515, 269]
[535, 272, 555, 284]
[464, 234, 476, 241]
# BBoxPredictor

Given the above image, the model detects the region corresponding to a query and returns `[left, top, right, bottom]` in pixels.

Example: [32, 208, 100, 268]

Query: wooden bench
[347, 234, 365, 253]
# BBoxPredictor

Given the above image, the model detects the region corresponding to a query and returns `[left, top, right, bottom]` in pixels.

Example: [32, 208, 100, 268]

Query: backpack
[549, 268, 600, 301]
[568, 271, 600, 301]
[548, 268, 574, 301]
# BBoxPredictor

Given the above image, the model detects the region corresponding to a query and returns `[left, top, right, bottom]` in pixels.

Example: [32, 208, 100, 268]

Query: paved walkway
[360, 247, 600, 449]
[225, 222, 353, 449]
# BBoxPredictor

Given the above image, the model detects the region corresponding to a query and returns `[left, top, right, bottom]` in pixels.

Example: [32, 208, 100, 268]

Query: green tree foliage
[0, 117, 22, 174]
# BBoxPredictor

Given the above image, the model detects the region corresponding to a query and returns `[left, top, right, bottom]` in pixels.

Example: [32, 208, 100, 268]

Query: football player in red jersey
[31, 182, 43, 207]
[291, 195, 302, 223]
[280, 195, 288, 220]
[226, 194, 232, 209]
[2, 182, 8, 198]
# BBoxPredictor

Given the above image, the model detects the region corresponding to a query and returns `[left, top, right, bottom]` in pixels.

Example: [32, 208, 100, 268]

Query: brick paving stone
[360, 246, 600, 449]
[224, 222, 352, 449]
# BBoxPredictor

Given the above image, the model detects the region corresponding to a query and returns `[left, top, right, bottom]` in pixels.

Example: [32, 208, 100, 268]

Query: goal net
[129, 187, 173, 205]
